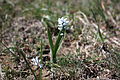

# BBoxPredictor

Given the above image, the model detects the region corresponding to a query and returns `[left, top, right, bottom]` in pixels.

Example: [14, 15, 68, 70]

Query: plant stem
[39, 39, 43, 80]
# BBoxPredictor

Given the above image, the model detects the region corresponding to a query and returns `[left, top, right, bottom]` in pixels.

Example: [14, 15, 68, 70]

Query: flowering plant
[47, 17, 69, 63]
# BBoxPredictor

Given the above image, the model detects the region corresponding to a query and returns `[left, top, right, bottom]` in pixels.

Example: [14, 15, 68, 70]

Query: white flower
[58, 17, 69, 30]
[32, 56, 43, 68]
[60, 33, 64, 36]
[39, 64, 43, 68]
[32, 56, 39, 66]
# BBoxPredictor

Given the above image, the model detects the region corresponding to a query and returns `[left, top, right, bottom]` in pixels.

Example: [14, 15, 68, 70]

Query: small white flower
[32, 56, 39, 66]
[39, 64, 43, 68]
[32, 56, 43, 68]
[60, 33, 64, 36]
[58, 17, 69, 30]
[58, 26, 63, 31]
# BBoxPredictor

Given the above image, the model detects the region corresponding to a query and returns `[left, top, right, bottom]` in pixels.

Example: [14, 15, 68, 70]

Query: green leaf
[97, 27, 104, 43]
[54, 30, 65, 57]
[47, 28, 54, 53]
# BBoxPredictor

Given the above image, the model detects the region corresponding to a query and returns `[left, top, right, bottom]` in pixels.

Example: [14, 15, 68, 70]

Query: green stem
[39, 39, 43, 80]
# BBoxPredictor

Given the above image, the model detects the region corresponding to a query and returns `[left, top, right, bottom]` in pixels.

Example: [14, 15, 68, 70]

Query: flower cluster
[32, 56, 43, 68]
[58, 17, 69, 31]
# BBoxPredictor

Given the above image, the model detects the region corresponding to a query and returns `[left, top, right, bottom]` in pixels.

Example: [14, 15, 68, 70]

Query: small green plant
[31, 39, 43, 80]
[46, 17, 69, 63]
[2, 39, 44, 80]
